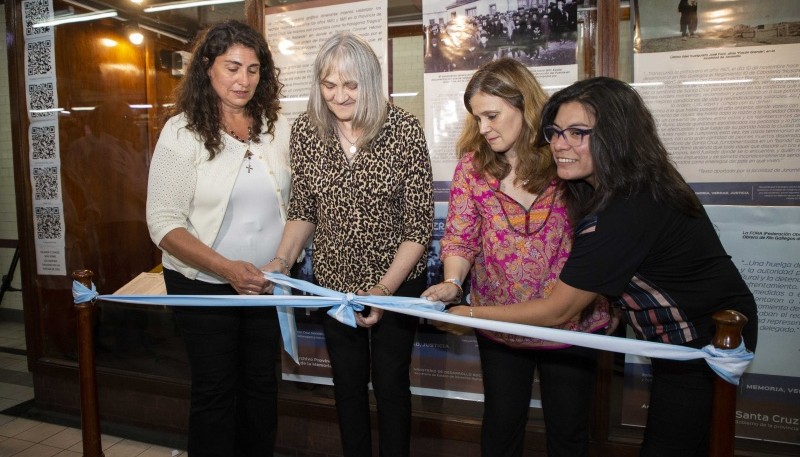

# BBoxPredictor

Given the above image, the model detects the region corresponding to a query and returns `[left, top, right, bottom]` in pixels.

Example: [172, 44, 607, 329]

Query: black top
[560, 193, 757, 349]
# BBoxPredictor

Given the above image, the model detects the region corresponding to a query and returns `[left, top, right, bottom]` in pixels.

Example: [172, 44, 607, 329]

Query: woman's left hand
[421, 281, 461, 304]
[605, 306, 622, 335]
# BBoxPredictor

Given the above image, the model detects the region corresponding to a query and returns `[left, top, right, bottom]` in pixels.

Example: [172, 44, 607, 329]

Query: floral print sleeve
[440, 156, 482, 264]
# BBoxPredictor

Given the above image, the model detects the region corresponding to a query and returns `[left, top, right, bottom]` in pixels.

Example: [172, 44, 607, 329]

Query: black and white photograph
[424, 0, 578, 72]
[635, 0, 800, 53]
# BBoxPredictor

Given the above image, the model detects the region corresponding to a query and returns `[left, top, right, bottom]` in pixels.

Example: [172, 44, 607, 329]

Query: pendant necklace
[338, 126, 359, 155]
[226, 124, 255, 173]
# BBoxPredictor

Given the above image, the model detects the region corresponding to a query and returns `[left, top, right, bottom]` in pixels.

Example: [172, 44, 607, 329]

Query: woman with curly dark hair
[146, 20, 289, 456]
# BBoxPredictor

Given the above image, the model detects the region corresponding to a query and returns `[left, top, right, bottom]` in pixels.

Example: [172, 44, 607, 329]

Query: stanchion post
[709, 310, 748, 457]
[73, 269, 105, 457]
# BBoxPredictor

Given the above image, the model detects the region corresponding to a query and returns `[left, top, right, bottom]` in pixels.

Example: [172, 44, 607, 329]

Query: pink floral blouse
[440, 153, 610, 349]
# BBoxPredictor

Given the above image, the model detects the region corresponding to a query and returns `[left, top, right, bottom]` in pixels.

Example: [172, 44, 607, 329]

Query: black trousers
[477, 333, 599, 457]
[640, 320, 758, 457]
[165, 268, 279, 457]
[640, 357, 715, 457]
[322, 274, 426, 457]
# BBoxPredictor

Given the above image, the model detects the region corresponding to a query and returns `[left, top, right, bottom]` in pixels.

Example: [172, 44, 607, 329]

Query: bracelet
[272, 256, 291, 274]
[469, 307, 474, 318]
[374, 283, 392, 296]
[443, 279, 464, 303]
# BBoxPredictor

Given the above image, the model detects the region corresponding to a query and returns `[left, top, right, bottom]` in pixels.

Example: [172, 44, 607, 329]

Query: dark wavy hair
[172, 20, 283, 159]
[539, 77, 702, 223]
[456, 58, 554, 194]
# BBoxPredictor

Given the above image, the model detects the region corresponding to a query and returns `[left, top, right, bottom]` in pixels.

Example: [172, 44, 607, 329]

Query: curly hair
[539, 77, 702, 223]
[456, 58, 554, 195]
[172, 20, 283, 160]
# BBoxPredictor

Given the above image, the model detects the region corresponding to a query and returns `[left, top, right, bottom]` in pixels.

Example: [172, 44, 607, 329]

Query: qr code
[35, 206, 62, 240]
[27, 40, 53, 77]
[31, 124, 56, 160]
[23, 0, 51, 37]
[28, 82, 54, 118]
[33, 166, 58, 200]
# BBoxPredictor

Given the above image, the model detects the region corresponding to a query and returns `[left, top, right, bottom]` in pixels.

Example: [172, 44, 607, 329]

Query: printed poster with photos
[265, 0, 388, 124]
[627, 0, 800, 444]
[423, 0, 580, 201]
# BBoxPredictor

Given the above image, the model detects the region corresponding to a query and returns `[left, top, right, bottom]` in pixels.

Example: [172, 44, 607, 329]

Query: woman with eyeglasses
[421, 58, 610, 457]
[442, 76, 758, 456]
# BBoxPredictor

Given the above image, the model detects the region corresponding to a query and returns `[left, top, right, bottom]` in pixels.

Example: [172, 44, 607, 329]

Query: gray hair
[307, 32, 387, 145]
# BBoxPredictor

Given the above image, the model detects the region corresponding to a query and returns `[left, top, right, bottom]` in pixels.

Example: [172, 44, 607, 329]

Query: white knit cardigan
[146, 112, 291, 280]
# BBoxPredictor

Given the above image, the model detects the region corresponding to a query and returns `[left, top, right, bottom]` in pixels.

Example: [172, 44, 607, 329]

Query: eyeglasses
[543, 125, 592, 147]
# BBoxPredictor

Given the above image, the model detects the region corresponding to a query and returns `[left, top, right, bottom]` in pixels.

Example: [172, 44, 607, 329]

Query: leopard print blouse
[288, 104, 434, 293]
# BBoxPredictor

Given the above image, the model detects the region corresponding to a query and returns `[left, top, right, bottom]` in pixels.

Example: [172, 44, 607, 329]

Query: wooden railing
[72, 269, 105, 457]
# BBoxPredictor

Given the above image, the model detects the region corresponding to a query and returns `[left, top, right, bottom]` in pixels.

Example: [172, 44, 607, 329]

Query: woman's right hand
[222, 260, 270, 296]
[432, 305, 472, 335]
[421, 281, 462, 304]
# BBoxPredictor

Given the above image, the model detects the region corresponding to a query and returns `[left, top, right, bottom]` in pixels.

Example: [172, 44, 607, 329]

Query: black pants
[640, 357, 715, 457]
[477, 333, 599, 457]
[165, 268, 279, 457]
[640, 318, 758, 457]
[322, 274, 426, 457]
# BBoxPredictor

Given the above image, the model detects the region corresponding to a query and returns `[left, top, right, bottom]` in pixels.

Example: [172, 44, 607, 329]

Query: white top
[196, 153, 284, 283]
[146, 113, 291, 280]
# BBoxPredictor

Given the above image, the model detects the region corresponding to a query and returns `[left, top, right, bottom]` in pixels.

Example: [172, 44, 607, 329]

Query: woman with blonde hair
[423, 58, 609, 456]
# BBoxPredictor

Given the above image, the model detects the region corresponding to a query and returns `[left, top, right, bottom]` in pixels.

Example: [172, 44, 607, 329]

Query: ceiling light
[128, 26, 145, 45]
[33, 9, 117, 28]
[144, 0, 243, 13]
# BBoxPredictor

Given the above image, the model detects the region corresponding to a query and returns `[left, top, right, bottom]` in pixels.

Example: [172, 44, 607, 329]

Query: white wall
[390, 35, 425, 122]
[0, 7, 24, 312]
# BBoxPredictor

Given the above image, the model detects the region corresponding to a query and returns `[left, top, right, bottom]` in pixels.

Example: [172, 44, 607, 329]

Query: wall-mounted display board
[628, 0, 800, 446]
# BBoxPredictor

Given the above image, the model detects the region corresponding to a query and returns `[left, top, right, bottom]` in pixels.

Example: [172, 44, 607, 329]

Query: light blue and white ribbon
[71, 272, 445, 365]
[72, 272, 753, 384]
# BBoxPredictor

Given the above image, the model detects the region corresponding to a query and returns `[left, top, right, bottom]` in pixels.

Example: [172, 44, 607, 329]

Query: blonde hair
[456, 58, 554, 193]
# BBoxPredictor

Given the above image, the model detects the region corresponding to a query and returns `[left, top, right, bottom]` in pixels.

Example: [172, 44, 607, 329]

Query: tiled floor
[0, 320, 186, 457]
